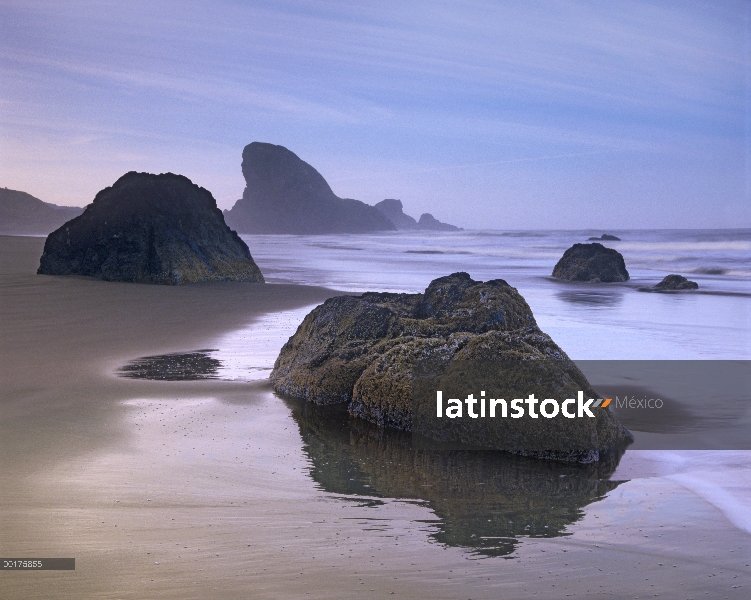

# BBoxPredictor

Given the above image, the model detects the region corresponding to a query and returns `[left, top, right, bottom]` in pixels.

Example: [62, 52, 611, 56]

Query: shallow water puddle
[117, 305, 316, 382]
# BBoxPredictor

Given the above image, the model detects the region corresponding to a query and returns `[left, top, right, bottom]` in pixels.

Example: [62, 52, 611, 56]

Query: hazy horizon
[1, 0, 749, 229]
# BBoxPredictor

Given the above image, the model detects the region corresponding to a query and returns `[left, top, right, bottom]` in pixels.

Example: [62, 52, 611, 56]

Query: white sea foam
[637, 450, 751, 535]
[209, 305, 316, 381]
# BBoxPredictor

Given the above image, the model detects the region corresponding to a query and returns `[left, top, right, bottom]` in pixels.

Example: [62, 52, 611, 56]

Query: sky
[1, 0, 749, 229]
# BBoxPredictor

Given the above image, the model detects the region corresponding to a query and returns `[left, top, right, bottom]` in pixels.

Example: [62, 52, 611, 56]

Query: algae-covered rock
[38, 172, 264, 285]
[552, 242, 629, 283]
[271, 272, 632, 463]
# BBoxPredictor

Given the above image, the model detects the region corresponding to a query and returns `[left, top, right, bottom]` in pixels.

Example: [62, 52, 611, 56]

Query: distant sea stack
[0, 187, 83, 236]
[374, 199, 462, 232]
[417, 212, 462, 231]
[552, 243, 629, 283]
[654, 274, 698, 291]
[374, 199, 418, 229]
[587, 233, 621, 241]
[224, 143, 395, 234]
[38, 172, 264, 285]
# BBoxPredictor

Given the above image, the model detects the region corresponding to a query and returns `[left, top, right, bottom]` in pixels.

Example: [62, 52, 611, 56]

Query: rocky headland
[0, 187, 83, 236]
[552, 242, 629, 283]
[224, 142, 395, 234]
[654, 274, 698, 291]
[38, 172, 264, 285]
[271, 272, 632, 463]
[374, 199, 462, 231]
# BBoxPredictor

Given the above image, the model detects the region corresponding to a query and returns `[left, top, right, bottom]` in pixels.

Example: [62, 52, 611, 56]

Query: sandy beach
[1, 234, 749, 599]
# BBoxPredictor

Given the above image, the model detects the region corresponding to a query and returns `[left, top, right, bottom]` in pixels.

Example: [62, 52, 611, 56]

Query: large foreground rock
[224, 142, 395, 234]
[552, 243, 629, 283]
[38, 172, 264, 285]
[654, 274, 698, 290]
[272, 272, 632, 463]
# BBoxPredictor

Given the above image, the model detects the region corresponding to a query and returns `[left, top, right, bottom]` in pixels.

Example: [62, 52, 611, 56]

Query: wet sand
[1, 234, 749, 599]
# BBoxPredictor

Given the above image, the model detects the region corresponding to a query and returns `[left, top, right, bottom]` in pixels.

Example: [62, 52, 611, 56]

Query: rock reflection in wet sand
[285, 397, 628, 557]
[556, 289, 624, 307]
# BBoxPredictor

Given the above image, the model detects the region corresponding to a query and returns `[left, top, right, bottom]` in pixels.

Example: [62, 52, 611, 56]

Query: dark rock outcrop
[552, 243, 629, 283]
[271, 272, 632, 463]
[418, 212, 462, 231]
[374, 199, 419, 229]
[654, 274, 698, 291]
[587, 233, 621, 241]
[0, 187, 83, 236]
[224, 142, 395, 234]
[374, 199, 463, 231]
[38, 172, 264, 285]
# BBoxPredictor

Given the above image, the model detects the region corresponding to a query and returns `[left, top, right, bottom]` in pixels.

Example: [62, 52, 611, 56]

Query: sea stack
[587, 233, 621, 241]
[374, 199, 419, 229]
[374, 199, 463, 231]
[552, 243, 629, 283]
[38, 172, 264, 285]
[654, 274, 698, 290]
[224, 142, 395, 234]
[271, 272, 632, 463]
[417, 212, 462, 231]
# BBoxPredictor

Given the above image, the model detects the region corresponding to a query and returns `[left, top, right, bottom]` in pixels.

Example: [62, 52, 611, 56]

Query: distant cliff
[38, 172, 264, 285]
[374, 198, 462, 232]
[0, 187, 83, 235]
[224, 143, 395, 234]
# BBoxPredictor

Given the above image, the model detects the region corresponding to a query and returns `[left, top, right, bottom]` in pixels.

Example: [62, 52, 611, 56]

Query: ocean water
[207, 229, 751, 551]
[242, 229, 751, 360]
